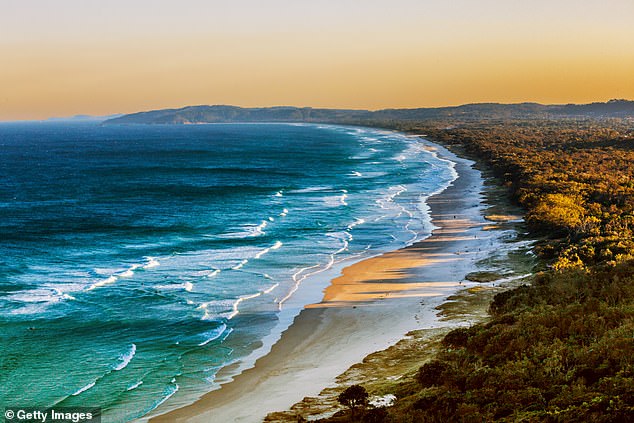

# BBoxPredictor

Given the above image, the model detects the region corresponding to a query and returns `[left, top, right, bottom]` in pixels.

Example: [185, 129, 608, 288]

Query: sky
[1, 0, 633, 120]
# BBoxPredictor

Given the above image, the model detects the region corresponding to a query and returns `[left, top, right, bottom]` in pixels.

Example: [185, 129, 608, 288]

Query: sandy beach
[150, 140, 526, 423]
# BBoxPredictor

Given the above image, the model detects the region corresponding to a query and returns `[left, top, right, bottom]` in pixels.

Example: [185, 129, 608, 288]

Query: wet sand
[150, 141, 514, 423]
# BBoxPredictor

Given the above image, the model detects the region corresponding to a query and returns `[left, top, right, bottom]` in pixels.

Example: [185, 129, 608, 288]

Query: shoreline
[150, 139, 527, 423]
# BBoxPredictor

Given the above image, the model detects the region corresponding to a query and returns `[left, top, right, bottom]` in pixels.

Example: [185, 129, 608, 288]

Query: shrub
[416, 360, 448, 388]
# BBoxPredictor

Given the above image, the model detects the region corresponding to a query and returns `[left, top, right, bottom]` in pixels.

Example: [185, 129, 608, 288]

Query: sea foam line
[87, 275, 118, 291]
[52, 288, 76, 301]
[340, 190, 348, 206]
[347, 218, 366, 230]
[207, 269, 221, 278]
[232, 259, 249, 270]
[253, 220, 268, 236]
[150, 383, 179, 412]
[113, 343, 136, 371]
[198, 323, 228, 346]
[373, 184, 421, 242]
[198, 281, 278, 320]
[70, 343, 135, 397]
[227, 292, 263, 319]
[119, 264, 142, 278]
[72, 381, 96, 396]
[277, 229, 354, 308]
[88, 256, 160, 291]
[254, 241, 283, 259]
[263, 283, 279, 294]
[143, 256, 160, 269]
[127, 380, 143, 391]
[277, 263, 321, 307]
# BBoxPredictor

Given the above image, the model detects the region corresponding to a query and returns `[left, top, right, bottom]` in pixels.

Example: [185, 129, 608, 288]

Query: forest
[320, 117, 634, 422]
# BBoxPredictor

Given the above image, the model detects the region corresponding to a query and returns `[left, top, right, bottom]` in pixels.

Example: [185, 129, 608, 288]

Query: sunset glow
[1, 0, 633, 120]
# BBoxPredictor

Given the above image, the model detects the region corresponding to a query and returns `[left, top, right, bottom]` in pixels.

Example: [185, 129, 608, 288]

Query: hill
[104, 100, 634, 125]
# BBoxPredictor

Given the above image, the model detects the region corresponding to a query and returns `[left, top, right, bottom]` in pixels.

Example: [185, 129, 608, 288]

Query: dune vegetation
[320, 117, 634, 422]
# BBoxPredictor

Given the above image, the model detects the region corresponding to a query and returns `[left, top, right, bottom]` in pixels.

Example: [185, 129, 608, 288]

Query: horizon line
[1, 98, 632, 123]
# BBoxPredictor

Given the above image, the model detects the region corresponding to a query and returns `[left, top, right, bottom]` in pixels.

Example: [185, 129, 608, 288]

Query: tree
[337, 385, 369, 418]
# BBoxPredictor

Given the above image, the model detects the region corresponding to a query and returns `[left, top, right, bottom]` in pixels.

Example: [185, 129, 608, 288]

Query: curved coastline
[147, 136, 509, 423]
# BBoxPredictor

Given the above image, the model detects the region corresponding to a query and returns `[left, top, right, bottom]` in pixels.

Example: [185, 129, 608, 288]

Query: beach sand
[150, 141, 528, 423]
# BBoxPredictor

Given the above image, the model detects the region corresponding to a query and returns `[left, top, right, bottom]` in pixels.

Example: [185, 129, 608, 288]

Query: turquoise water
[0, 123, 456, 421]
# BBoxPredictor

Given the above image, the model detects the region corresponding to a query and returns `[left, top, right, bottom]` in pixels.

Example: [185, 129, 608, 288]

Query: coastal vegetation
[317, 117, 634, 422]
[105, 105, 634, 421]
[337, 385, 369, 418]
[411, 118, 634, 270]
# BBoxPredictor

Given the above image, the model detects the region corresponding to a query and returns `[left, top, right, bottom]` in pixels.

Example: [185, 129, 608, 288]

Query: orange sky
[1, 0, 633, 120]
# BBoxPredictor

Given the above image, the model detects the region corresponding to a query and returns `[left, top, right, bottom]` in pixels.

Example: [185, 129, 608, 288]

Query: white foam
[263, 283, 279, 294]
[227, 292, 262, 319]
[279, 208, 289, 217]
[375, 185, 411, 221]
[198, 300, 235, 320]
[87, 275, 118, 291]
[87, 260, 149, 291]
[253, 220, 268, 236]
[120, 264, 141, 278]
[152, 383, 179, 411]
[347, 218, 366, 230]
[274, 191, 283, 197]
[143, 257, 160, 269]
[340, 190, 348, 206]
[10, 284, 82, 315]
[324, 192, 349, 207]
[126, 380, 143, 391]
[8, 289, 58, 304]
[278, 229, 357, 308]
[289, 186, 333, 193]
[197, 302, 212, 320]
[197, 323, 228, 346]
[278, 262, 325, 307]
[93, 267, 118, 276]
[207, 269, 221, 278]
[254, 241, 283, 259]
[232, 259, 249, 270]
[349, 171, 363, 177]
[47, 287, 77, 302]
[155, 281, 193, 291]
[113, 343, 136, 371]
[218, 220, 268, 239]
[327, 231, 352, 255]
[72, 381, 96, 396]
[200, 285, 275, 321]
[6, 303, 50, 316]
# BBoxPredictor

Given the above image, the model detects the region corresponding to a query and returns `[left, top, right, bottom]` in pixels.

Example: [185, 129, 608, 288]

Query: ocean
[0, 122, 456, 421]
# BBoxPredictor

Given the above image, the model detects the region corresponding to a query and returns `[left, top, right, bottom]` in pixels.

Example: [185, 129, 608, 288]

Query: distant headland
[104, 99, 634, 125]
